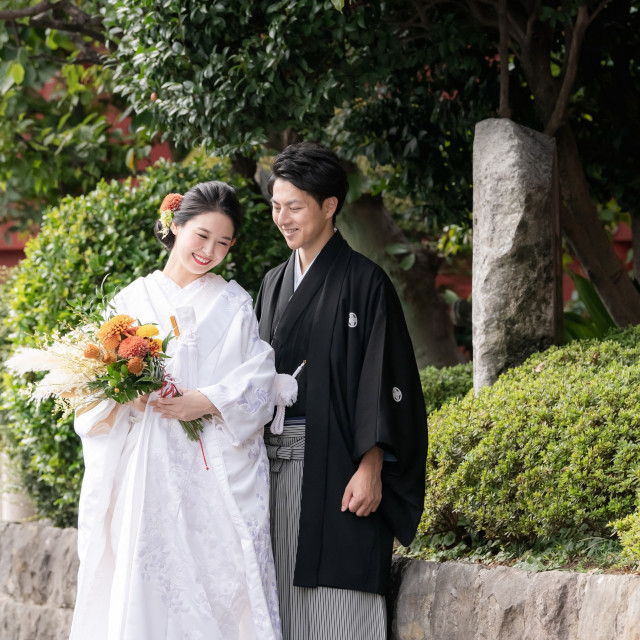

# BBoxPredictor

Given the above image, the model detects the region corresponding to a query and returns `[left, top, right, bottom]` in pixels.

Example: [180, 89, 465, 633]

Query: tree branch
[466, 0, 498, 29]
[0, 0, 56, 20]
[497, 0, 511, 118]
[544, 5, 590, 136]
[466, 0, 524, 48]
[28, 17, 105, 44]
[523, 0, 542, 49]
[590, 0, 610, 24]
[1, 0, 106, 46]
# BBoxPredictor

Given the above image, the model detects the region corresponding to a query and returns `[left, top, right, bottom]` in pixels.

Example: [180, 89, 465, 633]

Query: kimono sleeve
[351, 274, 428, 545]
[198, 300, 276, 446]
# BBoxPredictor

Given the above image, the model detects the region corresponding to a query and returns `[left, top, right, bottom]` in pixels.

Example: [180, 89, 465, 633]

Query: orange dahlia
[118, 336, 150, 358]
[83, 344, 101, 359]
[127, 357, 145, 375]
[160, 193, 183, 212]
[98, 315, 135, 350]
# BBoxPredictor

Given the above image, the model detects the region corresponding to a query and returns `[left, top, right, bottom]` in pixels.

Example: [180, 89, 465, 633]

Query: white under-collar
[293, 250, 318, 291]
[293, 229, 337, 291]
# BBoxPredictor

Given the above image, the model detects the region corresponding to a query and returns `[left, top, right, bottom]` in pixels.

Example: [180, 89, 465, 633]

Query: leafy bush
[612, 505, 640, 564]
[421, 326, 640, 549]
[0, 157, 288, 526]
[420, 362, 473, 416]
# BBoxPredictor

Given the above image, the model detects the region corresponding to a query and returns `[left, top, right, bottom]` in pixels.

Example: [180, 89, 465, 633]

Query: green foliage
[98, 357, 167, 405]
[0, 157, 288, 525]
[0, 15, 151, 225]
[329, 7, 497, 225]
[422, 326, 640, 553]
[102, 0, 501, 232]
[403, 522, 622, 573]
[612, 503, 640, 566]
[0, 267, 13, 357]
[104, 0, 389, 155]
[101, 0, 640, 282]
[420, 362, 473, 416]
[563, 272, 617, 342]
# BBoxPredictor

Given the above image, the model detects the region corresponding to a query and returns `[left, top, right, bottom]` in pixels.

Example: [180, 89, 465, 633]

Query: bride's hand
[149, 388, 220, 422]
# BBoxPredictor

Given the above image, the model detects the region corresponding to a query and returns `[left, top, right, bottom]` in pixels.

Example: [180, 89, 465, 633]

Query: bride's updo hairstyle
[154, 180, 243, 251]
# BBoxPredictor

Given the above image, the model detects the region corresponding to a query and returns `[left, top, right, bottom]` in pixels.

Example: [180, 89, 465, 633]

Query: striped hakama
[265, 417, 387, 640]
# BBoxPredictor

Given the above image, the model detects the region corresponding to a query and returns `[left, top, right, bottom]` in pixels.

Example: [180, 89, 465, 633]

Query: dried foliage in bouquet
[6, 300, 208, 442]
[6, 314, 170, 416]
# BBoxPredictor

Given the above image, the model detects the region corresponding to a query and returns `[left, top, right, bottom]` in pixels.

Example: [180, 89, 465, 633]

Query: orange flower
[148, 338, 163, 356]
[98, 315, 135, 350]
[102, 352, 117, 364]
[83, 344, 101, 359]
[127, 357, 145, 376]
[101, 335, 120, 351]
[160, 193, 183, 212]
[118, 336, 150, 359]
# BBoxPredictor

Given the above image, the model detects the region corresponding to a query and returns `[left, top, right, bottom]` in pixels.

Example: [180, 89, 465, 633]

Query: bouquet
[6, 313, 208, 442]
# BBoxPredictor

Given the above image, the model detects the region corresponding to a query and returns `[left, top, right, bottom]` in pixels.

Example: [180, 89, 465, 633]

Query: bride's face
[170, 210, 236, 281]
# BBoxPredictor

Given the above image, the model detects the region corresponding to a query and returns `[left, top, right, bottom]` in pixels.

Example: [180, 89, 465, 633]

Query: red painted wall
[0, 223, 30, 270]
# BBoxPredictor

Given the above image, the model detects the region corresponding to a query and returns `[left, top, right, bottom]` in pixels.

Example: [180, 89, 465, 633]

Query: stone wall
[2, 522, 640, 639]
[392, 557, 640, 640]
[0, 522, 76, 640]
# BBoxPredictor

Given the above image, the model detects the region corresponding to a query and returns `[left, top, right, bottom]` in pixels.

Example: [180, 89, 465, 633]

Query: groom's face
[271, 179, 336, 256]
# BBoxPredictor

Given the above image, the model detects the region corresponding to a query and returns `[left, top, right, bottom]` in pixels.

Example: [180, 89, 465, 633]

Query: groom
[255, 142, 428, 640]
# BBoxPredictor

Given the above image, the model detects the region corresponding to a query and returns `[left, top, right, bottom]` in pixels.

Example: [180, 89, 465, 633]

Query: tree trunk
[556, 124, 640, 325]
[514, 8, 640, 326]
[339, 193, 465, 369]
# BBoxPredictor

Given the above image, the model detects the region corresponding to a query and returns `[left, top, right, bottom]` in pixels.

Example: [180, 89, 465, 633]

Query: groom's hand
[341, 446, 383, 517]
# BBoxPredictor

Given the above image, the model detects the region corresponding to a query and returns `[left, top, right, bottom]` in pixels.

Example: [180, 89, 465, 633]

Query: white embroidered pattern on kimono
[70, 271, 281, 640]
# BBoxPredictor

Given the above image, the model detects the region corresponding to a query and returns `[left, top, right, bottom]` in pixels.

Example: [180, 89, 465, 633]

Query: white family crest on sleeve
[348, 312, 358, 328]
[392, 386, 403, 402]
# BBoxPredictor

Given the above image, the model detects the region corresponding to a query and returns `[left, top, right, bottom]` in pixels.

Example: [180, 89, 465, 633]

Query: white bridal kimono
[70, 271, 282, 640]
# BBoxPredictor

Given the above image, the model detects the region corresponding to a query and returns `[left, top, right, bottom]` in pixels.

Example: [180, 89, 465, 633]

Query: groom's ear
[323, 196, 338, 220]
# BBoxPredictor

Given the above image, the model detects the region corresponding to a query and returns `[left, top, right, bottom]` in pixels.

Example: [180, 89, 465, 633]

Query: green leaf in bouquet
[162, 332, 174, 353]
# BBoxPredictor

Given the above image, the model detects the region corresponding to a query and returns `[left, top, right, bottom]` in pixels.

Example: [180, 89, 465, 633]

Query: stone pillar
[0, 453, 36, 522]
[472, 118, 561, 390]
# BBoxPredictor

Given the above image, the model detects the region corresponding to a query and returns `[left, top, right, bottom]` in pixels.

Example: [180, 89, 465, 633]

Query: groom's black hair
[267, 142, 349, 218]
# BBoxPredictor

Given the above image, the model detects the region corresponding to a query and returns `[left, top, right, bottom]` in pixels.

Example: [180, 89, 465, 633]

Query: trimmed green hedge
[420, 362, 473, 416]
[421, 326, 640, 561]
[0, 158, 288, 526]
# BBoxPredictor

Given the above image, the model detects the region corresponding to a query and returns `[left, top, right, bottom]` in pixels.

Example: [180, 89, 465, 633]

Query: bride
[69, 181, 282, 639]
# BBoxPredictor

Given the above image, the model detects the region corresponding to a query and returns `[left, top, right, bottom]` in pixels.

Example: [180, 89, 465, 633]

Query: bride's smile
[163, 210, 236, 287]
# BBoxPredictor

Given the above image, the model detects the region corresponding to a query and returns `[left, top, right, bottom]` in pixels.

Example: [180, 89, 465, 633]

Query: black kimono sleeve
[351, 272, 429, 546]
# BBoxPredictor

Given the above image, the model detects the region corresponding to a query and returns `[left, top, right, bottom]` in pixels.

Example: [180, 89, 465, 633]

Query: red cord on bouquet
[198, 437, 210, 471]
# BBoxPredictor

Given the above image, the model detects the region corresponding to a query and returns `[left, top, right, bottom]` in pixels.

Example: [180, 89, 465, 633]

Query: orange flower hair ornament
[159, 193, 183, 238]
